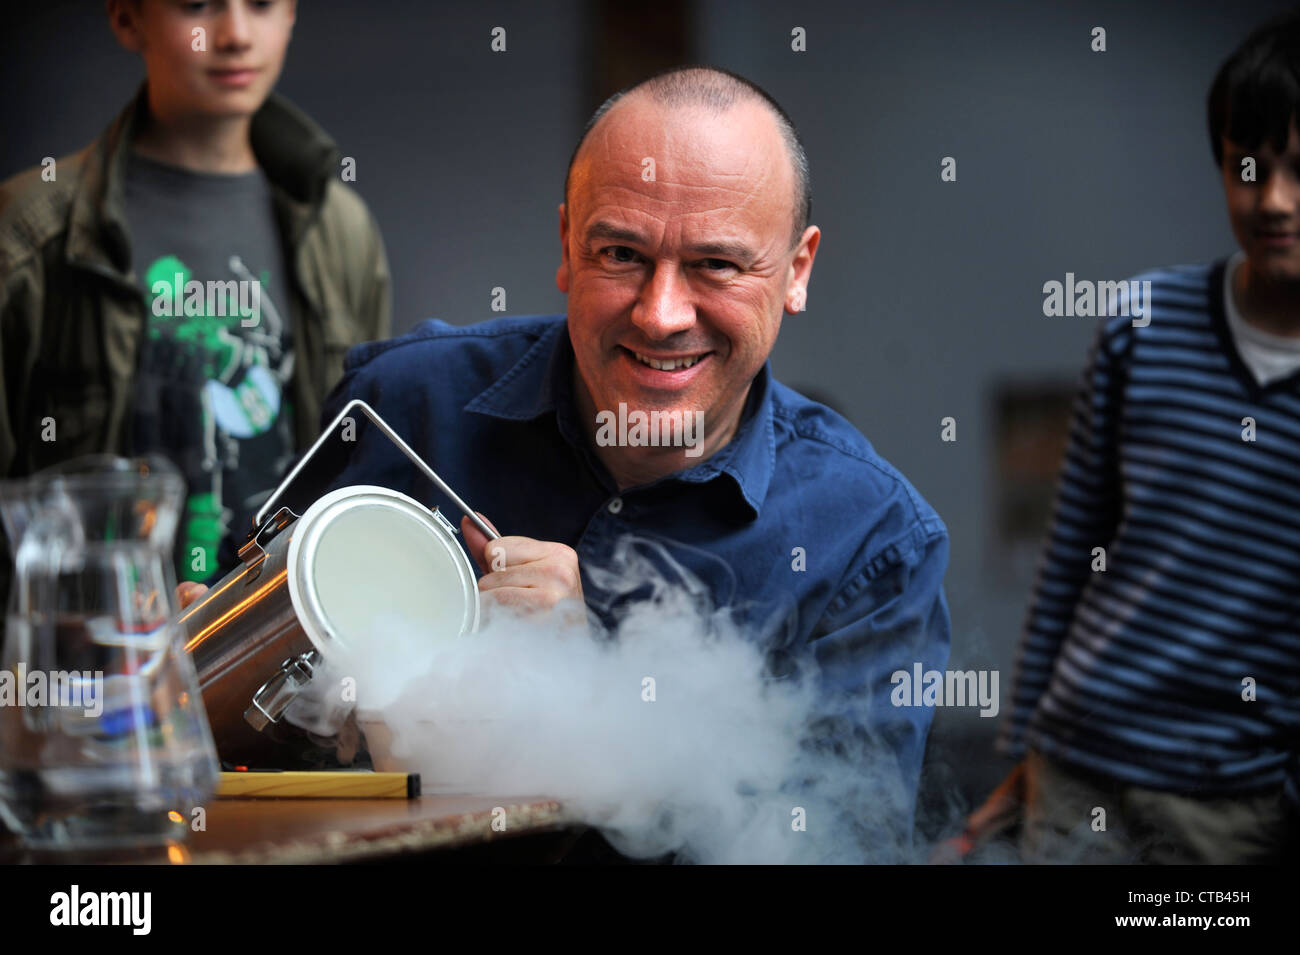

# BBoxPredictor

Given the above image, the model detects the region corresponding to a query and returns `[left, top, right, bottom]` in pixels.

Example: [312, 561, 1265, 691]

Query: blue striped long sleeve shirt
[997, 259, 1300, 795]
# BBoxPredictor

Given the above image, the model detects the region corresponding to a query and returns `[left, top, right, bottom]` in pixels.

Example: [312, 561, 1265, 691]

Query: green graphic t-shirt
[124, 152, 294, 582]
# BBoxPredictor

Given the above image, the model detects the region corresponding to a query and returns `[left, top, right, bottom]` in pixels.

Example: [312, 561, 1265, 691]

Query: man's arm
[996, 316, 1129, 760]
[0, 250, 45, 609]
[357, 204, 391, 343]
[797, 517, 950, 860]
[0, 273, 28, 478]
[0, 174, 47, 479]
[315, 179, 392, 350]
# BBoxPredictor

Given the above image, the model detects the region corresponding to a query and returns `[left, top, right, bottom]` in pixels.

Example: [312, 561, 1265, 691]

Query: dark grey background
[3, 0, 1291, 840]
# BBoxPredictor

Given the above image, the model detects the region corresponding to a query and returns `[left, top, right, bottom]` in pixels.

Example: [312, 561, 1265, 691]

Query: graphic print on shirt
[135, 253, 296, 582]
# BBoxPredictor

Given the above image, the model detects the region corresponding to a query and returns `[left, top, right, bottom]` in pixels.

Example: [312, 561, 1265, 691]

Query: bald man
[315, 67, 951, 860]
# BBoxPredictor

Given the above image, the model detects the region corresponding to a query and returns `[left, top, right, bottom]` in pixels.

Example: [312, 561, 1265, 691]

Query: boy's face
[109, 0, 296, 121]
[1221, 119, 1300, 284]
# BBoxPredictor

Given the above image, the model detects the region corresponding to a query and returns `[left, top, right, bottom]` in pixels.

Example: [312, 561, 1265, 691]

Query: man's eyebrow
[583, 222, 757, 264]
[584, 221, 648, 246]
[684, 240, 757, 264]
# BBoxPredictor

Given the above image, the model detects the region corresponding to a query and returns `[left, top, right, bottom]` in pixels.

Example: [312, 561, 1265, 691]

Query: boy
[0, 0, 390, 591]
[984, 11, 1300, 864]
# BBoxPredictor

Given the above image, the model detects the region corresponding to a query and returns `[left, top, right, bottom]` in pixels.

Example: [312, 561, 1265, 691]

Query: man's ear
[556, 202, 571, 294]
[106, 0, 145, 54]
[784, 225, 821, 314]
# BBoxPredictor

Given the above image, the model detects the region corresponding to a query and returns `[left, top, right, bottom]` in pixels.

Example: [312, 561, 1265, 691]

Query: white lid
[286, 485, 479, 658]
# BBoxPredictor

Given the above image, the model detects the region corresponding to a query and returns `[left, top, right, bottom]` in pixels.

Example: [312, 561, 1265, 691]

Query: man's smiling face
[557, 95, 817, 476]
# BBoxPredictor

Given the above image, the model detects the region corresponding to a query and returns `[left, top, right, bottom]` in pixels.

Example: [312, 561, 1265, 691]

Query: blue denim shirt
[316, 315, 951, 853]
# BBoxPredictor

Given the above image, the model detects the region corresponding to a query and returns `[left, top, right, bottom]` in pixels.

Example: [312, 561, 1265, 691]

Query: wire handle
[254, 398, 500, 542]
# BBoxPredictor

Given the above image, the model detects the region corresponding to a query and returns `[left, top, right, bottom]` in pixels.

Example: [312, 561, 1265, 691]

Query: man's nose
[631, 263, 696, 339]
[1258, 168, 1297, 217]
[214, 3, 254, 49]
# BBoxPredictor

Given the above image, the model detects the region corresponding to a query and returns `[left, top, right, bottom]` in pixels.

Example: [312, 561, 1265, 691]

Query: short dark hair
[564, 66, 812, 249]
[1208, 10, 1300, 167]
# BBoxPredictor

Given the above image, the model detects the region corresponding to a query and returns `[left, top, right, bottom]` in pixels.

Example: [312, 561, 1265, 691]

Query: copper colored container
[178, 400, 491, 765]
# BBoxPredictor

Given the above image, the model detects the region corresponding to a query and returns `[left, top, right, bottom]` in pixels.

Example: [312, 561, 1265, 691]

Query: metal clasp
[237, 505, 298, 569]
[243, 649, 320, 732]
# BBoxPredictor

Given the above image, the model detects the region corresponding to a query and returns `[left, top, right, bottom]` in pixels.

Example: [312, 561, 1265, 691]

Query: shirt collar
[465, 318, 776, 520]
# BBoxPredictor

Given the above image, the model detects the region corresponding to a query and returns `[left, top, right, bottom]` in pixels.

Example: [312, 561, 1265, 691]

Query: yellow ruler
[217, 771, 421, 799]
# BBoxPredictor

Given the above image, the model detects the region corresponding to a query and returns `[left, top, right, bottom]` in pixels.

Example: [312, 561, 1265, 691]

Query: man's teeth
[634, 352, 702, 371]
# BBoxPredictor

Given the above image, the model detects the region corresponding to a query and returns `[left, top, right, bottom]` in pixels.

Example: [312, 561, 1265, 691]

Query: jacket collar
[465, 317, 775, 520]
[65, 82, 341, 278]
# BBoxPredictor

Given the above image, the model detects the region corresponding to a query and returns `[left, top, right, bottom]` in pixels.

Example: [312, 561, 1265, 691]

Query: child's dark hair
[1208, 9, 1300, 167]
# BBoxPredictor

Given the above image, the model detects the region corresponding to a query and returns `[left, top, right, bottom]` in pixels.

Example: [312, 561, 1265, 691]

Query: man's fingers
[459, 518, 583, 611]
[480, 586, 567, 611]
[176, 581, 208, 611]
[461, 514, 490, 572]
[965, 761, 1028, 835]
[463, 523, 567, 575]
[477, 561, 580, 596]
[485, 536, 568, 567]
[460, 512, 502, 573]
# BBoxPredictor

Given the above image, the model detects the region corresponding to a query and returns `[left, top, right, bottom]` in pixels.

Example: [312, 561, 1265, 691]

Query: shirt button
[607, 497, 624, 515]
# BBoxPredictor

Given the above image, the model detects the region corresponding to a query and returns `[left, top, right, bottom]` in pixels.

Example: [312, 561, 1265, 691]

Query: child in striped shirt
[978, 10, 1300, 864]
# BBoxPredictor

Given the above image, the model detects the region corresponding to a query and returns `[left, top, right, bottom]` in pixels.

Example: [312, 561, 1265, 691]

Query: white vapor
[286, 536, 912, 863]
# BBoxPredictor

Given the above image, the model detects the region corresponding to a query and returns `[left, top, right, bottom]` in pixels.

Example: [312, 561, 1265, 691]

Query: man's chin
[592, 394, 711, 458]
[603, 391, 704, 416]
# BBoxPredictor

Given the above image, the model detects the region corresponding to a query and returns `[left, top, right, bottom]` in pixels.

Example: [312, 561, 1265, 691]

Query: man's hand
[460, 513, 585, 613]
[965, 760, 1027, 836]
[176, 581, 208, 611]
[930, 760, 1027, 862]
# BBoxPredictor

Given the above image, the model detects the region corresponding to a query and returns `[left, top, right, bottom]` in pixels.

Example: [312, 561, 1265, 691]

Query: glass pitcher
[0, 455, 218, 850]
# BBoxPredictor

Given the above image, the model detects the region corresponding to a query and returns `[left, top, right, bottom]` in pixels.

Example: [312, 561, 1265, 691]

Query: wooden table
[0, 793, 587, 864]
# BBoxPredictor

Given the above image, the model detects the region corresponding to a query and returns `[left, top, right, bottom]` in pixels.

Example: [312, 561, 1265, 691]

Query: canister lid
[286, 485, 480, 658]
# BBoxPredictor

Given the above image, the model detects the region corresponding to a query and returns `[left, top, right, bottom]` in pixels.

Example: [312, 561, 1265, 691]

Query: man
[316, 67, 950, 859]
[0, 0, 390, 595]
[985, 13, 1300, 864]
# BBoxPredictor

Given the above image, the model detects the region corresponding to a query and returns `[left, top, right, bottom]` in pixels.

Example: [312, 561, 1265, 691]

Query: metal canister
[178, 400, 491, 765]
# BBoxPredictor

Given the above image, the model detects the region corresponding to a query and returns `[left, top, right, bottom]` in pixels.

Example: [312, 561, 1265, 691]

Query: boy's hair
[1208, 9, 1300, 167]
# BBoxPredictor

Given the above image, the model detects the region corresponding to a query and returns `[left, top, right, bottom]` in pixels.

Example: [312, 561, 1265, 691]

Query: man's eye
[1227, 158, 1259, 182]
[699, 258, 737, 272]
[601, 246, 641, 264]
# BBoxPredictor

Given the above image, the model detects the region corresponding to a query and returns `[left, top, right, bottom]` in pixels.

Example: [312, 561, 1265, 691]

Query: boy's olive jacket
[0, 85, 391, 479]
